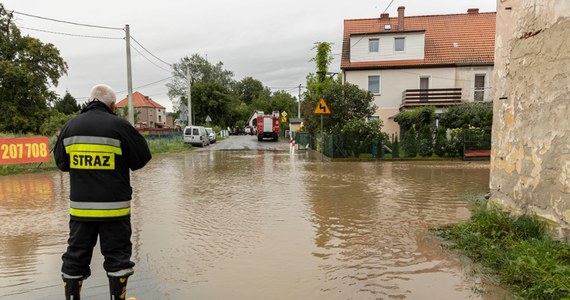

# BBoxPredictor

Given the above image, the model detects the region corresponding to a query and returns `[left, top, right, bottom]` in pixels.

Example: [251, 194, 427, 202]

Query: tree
[166, 54, 234, 113]
[191, 80, 234, 126]
[268, 91, 297, 116]
[233, 77, 269, 105]
[303, 41, 376, 135]
[304, 42, 334, 105]
[54, 91, 80, 115]
[303, 80, 376, 134]
[0, 5, 68, 133]
[248, 89, 297, 119]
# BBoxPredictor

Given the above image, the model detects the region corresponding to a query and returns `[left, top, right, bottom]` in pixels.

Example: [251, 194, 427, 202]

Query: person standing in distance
[54, 84, 152, 300]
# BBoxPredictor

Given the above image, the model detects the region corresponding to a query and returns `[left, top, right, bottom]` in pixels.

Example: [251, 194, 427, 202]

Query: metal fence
[293, 132, 385, 159]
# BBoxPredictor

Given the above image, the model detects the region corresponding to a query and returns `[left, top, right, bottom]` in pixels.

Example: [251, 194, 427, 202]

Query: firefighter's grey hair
[90, 84, 116, 108]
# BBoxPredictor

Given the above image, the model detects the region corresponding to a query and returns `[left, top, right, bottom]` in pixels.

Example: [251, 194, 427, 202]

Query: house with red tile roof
[341, 7, 496, 136]
[116, 91, 169, 128]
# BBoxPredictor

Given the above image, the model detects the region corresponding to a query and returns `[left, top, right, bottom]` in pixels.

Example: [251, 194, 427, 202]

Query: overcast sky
[3, 0, 496, 112]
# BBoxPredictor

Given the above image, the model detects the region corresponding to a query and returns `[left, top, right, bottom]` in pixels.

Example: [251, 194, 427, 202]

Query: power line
[130, 35, 172, 67]
[11, 10, 123, 31]
[76, 77, 174, 101]
[382, 0, 396, 14]
[13, 11, 172, 72]
[130, 43, 172, 73]
[351, 0, 397, 49]
[117, 76, 174, 94]
[18, 26, 123, 40]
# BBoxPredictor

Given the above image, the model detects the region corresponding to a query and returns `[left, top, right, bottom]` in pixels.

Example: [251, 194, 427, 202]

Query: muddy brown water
[0, 149, 508, 299]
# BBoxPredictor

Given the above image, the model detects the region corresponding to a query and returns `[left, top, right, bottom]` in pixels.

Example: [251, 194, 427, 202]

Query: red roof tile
[341, 10, 496, 70]
[116, 91, 165, 109]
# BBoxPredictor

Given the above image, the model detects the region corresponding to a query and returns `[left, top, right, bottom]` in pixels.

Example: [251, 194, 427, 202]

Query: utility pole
[298, 84, 302, 118]
[187, 66, 192, 126]
[125, 24, 134, 125]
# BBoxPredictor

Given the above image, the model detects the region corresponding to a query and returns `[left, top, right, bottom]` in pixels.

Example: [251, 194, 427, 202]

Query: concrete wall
[489, 0, 570, 241]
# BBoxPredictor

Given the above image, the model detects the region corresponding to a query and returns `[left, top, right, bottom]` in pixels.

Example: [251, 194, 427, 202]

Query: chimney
[397, 6, 405, 31]
[380, 13, 389, 19]
[467, 8, 479, 14]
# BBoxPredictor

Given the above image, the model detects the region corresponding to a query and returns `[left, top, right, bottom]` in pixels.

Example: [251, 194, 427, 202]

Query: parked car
[205, 127, 216, 144]
[183, 126, 209, 147]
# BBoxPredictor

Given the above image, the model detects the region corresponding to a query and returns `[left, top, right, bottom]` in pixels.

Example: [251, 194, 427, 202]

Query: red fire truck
[256, 111, 280, 141]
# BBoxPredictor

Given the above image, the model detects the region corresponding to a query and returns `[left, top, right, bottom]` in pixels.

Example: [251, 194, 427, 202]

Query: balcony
[400, 88, 462, 111]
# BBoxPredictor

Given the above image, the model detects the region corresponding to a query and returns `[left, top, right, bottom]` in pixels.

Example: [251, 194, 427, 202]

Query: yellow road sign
[313, 98, 331, 115]
[281, 117, 287, 122]
[281, 111, 288, 117]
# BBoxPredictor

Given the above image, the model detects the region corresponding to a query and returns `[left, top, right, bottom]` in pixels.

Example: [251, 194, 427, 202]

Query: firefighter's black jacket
[54, 101, 152, 220]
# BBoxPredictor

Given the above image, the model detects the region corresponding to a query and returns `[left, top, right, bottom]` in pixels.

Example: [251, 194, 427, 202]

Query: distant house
[116, 92, 169, 128]
[247, 110, 264, 127]
[341, 7, 496, 136]
[288, 118, 303, 134]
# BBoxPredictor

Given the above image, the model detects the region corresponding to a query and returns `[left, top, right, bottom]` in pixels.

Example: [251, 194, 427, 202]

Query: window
[395, 37, 405, 51]
[419, 76, 430, 101]
[474, 74, 485, 101]
[368, 75, 380, 94]
[369, 38, 379, 52]
[368, 116, 380, 122]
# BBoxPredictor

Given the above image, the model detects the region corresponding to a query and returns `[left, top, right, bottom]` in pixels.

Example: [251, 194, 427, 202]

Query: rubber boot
[108, 269, 134, 300]
[62, 276, 84, 300]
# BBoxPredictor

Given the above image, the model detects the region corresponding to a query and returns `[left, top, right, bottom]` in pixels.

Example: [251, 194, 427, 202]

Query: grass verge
[430, 195, 570, 299]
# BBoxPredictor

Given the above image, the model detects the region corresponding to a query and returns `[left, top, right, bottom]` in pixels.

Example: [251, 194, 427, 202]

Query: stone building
[489, 0, 570, 241]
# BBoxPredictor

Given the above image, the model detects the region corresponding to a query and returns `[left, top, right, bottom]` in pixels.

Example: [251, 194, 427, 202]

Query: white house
[341, 7, 496, 136]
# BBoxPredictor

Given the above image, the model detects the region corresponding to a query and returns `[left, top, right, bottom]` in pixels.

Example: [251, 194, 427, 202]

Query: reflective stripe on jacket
[69, 201, 131, 218]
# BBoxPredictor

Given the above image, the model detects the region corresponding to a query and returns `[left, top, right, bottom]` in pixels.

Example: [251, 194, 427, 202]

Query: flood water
[0, 149, 507, 299]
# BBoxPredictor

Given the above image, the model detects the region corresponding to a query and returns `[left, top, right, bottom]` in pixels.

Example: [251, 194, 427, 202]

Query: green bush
[392, 135, 400, 158]
[439, 102, 493, 129]
[445, 128, 464, 157]
[434, 126, 447, 157]
[401, 127, 418, 157]
[418, 125, 433, 157]
[432, 200, 570, 300]
[339, 119, 383, 158]
[394, 106, 435, 133]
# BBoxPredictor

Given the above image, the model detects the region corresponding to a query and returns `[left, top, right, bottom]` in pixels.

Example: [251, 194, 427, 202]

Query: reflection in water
[307, 162, 491, 299]
[0, 153, 507, 299]
[0, 172, 68, 299]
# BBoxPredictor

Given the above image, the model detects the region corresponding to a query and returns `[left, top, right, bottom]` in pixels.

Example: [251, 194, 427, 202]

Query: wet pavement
[0, 136, 508, 299]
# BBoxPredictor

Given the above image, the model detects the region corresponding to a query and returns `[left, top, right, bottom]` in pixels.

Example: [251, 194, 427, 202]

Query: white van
[183, 126, 209, 147]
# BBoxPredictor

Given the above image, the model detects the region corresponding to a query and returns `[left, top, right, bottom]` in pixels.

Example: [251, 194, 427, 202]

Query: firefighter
[54, 84, 152, 300]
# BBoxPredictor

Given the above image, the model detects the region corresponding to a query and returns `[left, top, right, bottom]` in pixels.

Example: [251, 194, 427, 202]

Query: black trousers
[61, 219, 134, 277]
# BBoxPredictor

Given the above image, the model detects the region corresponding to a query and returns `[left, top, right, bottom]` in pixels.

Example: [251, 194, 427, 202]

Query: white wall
[456, 66, 494, 102]
[345, 67, 456, 137]
[350, 32, 425, 62]
[345, 67, 457, 109]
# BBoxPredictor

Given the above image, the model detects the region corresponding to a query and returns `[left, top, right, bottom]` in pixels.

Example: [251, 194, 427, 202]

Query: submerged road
[0, 135, 508, 299]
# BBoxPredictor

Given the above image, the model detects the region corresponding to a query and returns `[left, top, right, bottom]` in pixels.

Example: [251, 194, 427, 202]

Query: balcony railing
[400, 88, 462, 110]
